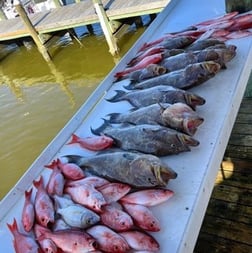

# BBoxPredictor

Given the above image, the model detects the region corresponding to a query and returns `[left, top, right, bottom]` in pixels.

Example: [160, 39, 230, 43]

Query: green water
[0, 26, 146, 199]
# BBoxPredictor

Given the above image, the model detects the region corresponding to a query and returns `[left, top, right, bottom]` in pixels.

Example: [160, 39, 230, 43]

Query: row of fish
[8, 165, 175, 253]
[7, 11, 251, 253]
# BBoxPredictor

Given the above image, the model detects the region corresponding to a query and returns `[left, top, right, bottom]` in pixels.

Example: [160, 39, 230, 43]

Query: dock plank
[0, 0, 170, 40]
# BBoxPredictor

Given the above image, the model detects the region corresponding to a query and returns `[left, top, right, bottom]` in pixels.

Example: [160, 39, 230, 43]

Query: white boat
[1, 0, 252, 252]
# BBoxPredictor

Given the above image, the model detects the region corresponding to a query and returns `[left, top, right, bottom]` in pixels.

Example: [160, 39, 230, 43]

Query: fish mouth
[204, 61, 221, 74]
[153, 163, 177, 186]
[179, 134, 200, 147]
[184, 93, 206, 110]
[183, 117, 204, 136]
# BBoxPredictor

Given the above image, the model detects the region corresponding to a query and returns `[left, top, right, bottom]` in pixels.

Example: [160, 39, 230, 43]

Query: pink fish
[122, 203, 160, 232]
[86, 225, 130, 253]
[35, 224, 97, 253]
[120, 230, 160, 252]
[65, 183, 106, 213]
[45, 159, 85, 180]
[100, 205, 133, 232]
[21, 188, 35, 232]
[97, 182, 131, 204]
[120, 188, 174, 206]
[127, 46, 165, 67]
[46, 164, 65, 196]
[230, 13, 252, 31]
[67, 133, 114, 151]
[114, 53, 163, 78]
[33, 176, 55, 227]
[225, 30, 252, 39]
[34, 224, 58, 253]
[7, 218, 42, 253]
[66, 176, 109, 188]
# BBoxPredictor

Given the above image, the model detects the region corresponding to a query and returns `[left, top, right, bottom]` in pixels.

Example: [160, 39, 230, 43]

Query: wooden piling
[92, 0, 119, 55]
[14, 2, 51, 62]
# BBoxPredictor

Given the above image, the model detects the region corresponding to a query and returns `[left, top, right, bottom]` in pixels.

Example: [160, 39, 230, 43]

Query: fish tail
[106, 90, 126, 103]
[107, 113, 120, 123]
[7, 218, 18, 233]
[67, 133, 79, 145]
[33, 175, 44, 189]
[123, 83, 137, 90]
[91, 119, 111, 136]
[25, 188, 33, 199]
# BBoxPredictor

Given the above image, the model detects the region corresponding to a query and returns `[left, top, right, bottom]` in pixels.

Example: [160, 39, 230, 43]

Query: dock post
[92, 0, 119, 55]
[14, 1, 52, 62]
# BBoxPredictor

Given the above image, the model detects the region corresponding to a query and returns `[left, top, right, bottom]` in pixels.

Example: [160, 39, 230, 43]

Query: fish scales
[91, 123, 199, 156]
[106, 85, 205, 110]
[63, 151, 177, 188]
[125, 61, 221, 90]
[185, 38, 226, 51]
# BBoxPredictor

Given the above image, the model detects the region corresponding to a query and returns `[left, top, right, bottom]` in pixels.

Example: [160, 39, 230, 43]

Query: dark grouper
[106, 85, 205, 110]
[125, 61, 221, 90]
[106, 103, 204, 136]
[63, 152, 177, 188]
[91, 122, 199, 156]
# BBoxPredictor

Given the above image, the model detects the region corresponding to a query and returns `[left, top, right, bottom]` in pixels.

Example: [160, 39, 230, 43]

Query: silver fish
[57, 205, 100, 229]
[125, 61, 221, 90]
[63, 151, 177, 188]
[91, 122, 199, 156]
[106, 102, 204, 136]
[106, 85, 205, 110]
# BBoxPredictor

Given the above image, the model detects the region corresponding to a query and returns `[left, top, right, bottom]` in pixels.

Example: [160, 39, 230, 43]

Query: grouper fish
[63, 152, 177, 188]
[91, 122, 199, 156]
[106, 103, 204, 136]
[106, 85, 205, 110]
[125, 61, 221, 90]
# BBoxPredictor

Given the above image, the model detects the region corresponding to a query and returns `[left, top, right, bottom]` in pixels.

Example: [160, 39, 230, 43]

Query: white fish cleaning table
[0, 0, 252, 252]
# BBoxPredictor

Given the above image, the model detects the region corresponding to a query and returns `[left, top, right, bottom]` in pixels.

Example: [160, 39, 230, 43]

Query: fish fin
[124, 83, 137, 90]
[106, 90, 126, 103]
[91, 119, 111, 136]
[106, 112, 120, 123]
[7, 218, 18, 233]
[67, 133, 79, 145]
[63, 155, 84, 166]
[44, 159, 57, 169]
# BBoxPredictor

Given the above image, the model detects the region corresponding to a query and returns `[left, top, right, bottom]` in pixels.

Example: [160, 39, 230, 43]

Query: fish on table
[106, 85, 206, 110]
[106, 102, 204, 136]
[63, 151, 177, 188]
[91, 122, 199, 156]
[125, 61, 221, 90]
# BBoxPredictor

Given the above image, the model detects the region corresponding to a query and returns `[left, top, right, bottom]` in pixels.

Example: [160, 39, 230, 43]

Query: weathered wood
[225, 0, 252, 13]
[14, 3, 51, 62]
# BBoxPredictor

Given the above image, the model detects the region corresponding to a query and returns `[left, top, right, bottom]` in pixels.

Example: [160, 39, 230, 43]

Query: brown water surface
[0, 25, 146, 199]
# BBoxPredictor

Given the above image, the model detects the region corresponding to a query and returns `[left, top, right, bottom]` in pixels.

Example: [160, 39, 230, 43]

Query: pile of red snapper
[7, 11, 252, 253]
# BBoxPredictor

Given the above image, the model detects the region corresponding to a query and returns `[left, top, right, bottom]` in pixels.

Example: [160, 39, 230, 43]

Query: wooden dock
[0, 0, 170, 56]
[194, 88, 252, 253]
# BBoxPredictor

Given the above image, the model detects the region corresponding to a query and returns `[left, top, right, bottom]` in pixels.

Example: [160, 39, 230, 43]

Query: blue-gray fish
[125, 61, 221, 90]
[57, 205, 100, 229]
[63, 151, 177, 188]
[106, 103, 204, 136]
[106, 85, 205, 110]
[91, 122, 199, 156]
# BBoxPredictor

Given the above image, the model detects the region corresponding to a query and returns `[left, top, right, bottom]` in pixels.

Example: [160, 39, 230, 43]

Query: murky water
[0, 22, 148, 199]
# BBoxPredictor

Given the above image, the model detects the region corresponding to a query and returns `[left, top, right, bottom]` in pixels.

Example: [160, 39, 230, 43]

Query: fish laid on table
[125, 61, 221, 90]
[63, 151, 177, 188]
[35, 224, 97, 253]
[67, 133, 114, 151]
[106, 102, 204, 136]
[33, 176, 55, 227]
[86, 225, 130, 253]
[116, 63, 167, 83]
[106, 85, 206, 110]
[91, 122, 199, 156]
[185, 38, 226, 51]
[7, 219, 42, 253]
[21, 188, 35, 233]
[161, 45, 236, 72]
